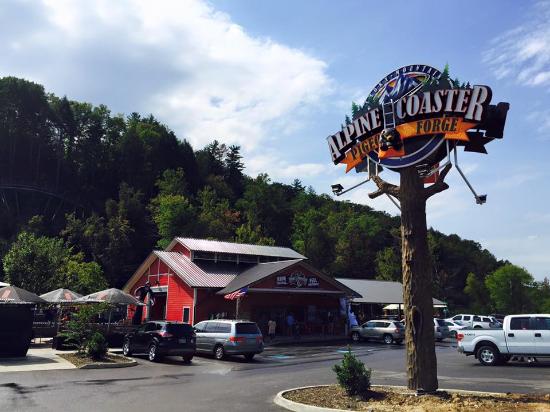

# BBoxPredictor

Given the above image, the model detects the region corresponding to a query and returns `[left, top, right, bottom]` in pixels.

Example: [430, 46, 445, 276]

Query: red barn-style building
[123, 238, 358, 335]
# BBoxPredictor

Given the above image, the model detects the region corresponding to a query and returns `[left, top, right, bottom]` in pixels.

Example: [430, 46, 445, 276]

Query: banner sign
[327, 64, 508, 172]
[276, 273, 320, 288]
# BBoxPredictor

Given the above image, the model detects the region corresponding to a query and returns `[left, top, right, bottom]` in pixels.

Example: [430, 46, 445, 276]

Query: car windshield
[393, 322, 404, 329]
[435, 319, 446, 326]
[165, 324, 194, 337]
[235, 323, 260, 335]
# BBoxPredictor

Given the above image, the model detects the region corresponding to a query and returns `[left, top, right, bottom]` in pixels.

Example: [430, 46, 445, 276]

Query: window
[204, 322, 220, 333]
[218, 323, 232, 333]
[482, 317, 491, 323]
[236, 323, 260, 334]
[194, 321, 207, 333]
[365, 321, 375, 328]
[393, 322, 404, 329]
[452, 315, 461, 321]
[166, 323, 194, 337]
[510, 317, 532, 330]
[535, 317, 550, 330]
[182, 307, 190, 324]
[473, 316, 481, 322]
[463, 316, 471, 321]
[144, 323, 157, 332]
[445, 321, 453, 326]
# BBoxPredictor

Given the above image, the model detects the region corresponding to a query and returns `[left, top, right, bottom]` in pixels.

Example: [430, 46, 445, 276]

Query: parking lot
[2, 338, 550, 411]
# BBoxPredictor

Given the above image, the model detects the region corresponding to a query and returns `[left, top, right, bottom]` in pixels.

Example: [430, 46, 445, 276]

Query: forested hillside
[0, 76, 546, 312]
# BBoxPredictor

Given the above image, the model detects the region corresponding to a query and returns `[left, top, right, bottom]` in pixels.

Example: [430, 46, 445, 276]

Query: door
[202, 321, 220, 352]
[534, 316, 550, 355]
[506, 316, 536, 354]
[194, 321, 208, 352]
[132, 324, 148, 351]
[361, 321, 376, 338]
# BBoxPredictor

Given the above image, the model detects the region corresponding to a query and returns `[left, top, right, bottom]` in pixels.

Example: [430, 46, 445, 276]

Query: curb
[274, 384, 510, 412]
[78, 354, 137, 369]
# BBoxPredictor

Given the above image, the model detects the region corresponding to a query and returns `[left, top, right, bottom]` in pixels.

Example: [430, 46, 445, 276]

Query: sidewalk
[0, 347, 75, 373]
[264, 334, 347, 347]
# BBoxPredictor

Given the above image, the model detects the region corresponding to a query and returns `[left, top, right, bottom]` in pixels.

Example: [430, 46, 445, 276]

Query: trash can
[0, 305, 34, 357]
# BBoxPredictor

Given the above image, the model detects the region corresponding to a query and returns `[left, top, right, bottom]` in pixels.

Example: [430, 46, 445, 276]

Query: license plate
[179, 338, 187, 343]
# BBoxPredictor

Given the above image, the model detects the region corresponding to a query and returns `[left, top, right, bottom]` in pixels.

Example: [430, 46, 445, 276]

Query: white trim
[192, 288, 197, 325]
[182, 306, 191, 324]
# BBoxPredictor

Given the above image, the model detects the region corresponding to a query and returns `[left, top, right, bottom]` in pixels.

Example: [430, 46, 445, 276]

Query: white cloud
[0, 0, 331, 153]
[246, 152, 330, 181]
[484, 1, 550, 87]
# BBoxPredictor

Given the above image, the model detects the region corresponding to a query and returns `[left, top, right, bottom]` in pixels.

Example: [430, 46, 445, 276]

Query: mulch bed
[283, 385, 550, 411]
[58, 353, 133, 368]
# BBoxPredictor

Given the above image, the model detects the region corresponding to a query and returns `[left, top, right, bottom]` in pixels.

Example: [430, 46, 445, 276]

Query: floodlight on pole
[330, 177, 371, 197]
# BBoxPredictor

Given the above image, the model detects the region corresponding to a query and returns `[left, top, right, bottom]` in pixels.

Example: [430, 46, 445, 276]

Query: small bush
[332, 348, 371, 398]
[85, 332, 108, 360]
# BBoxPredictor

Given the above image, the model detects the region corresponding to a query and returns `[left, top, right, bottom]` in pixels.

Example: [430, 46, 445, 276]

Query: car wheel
[182, 355, 193, 363]
[122, 339, 132, 356]
[383, 334, 393, 345]
[214, 345, 225, 360]
[351, 332, 361, 342]
[148, 343, 160, 362]
[474, 325, 482, 329]
[244, 353, 255, 361]
[477, 345, 500, 366]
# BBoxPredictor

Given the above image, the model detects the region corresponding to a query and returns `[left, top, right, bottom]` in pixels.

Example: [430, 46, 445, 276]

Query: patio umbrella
[40, 288, 82, 303]
[77, 288, 143, 333]
[0, 286, 46, 304]
[0, 281, 9, 287]
[77, 288, 141, 305]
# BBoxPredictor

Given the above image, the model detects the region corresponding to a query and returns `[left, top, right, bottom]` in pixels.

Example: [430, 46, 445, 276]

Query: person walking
[268, 318, 277, 342]
[286, 313, 295, 337]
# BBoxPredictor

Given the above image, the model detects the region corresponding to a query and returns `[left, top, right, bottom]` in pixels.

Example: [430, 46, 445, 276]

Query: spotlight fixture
[331, 184, 344, 196]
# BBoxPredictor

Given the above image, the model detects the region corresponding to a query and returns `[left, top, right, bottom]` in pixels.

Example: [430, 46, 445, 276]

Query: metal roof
[335, 278, 446, 305]
[218, 260, 302, 295]
[175, 238, 306, 260]
[155, 251, 238, 288]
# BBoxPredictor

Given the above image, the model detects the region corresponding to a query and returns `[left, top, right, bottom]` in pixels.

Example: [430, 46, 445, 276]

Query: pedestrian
[286, 313, 295, 337]
[268, 318, 277, 342]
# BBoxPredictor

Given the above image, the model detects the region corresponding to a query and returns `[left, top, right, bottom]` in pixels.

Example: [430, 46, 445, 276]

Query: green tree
[463, 272, 489, 313]
[375, 247, 402, 282]
[3, 232, 69, 294]
[52, 253, 108, 295]
[155, 168, 188, 197]
[485, 264, 535, 313]
[197, 187, 239, 240]
[150, 194, 198, 248]
[234, 222, 275, 246]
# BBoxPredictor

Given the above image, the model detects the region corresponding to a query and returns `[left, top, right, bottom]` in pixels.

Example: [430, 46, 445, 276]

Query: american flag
[224, 287, 248, 300]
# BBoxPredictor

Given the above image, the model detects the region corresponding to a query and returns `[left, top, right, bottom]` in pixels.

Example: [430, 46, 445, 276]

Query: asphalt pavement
[1, 340, 549, 412]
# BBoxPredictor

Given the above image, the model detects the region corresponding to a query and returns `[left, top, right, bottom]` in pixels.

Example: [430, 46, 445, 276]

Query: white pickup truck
[457, 314, 550, 365]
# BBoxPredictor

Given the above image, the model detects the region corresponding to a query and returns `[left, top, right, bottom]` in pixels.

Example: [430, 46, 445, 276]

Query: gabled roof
[335, 278, 445, 305]
[171, 237, 306, 260]
[154, 251, 239, 288]
[218, 259, 302, 295]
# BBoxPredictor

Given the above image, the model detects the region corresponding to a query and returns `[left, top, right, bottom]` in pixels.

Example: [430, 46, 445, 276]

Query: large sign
[276, 273, 320, 288]
[327, 64, 509, 172]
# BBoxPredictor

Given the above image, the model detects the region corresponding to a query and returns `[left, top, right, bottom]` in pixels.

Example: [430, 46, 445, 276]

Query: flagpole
[236, 297, 240, 319]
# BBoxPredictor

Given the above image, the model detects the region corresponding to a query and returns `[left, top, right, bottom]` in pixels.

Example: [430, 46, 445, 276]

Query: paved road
[1, 341, 549, 411]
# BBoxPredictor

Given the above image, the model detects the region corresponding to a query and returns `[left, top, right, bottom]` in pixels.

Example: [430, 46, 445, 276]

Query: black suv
[123, 321, 196, 362]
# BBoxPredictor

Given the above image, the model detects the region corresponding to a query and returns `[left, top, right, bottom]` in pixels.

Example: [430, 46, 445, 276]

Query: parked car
[486, 316, 503, 328]
[434, 318, 450, 341]
[444, 320, 465, 337]
[445, 314, 495, 329]
[349, 320, 405, 344]
[457, 314, 550, 365]
[193, 319, 264, 361]
[122, 321, 196, 362]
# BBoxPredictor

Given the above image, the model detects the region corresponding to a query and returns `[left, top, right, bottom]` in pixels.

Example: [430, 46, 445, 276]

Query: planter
[275, 384, 550, 411]
[0, 305, 34, 357]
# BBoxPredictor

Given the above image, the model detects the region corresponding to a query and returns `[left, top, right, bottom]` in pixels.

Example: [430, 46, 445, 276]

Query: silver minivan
[193, 319, 264, 361]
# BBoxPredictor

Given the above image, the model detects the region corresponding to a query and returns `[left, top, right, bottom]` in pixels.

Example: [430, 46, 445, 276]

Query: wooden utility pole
[369, 163, 452, 392]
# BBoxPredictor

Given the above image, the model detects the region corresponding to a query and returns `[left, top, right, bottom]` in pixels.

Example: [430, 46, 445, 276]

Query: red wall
[166, 275, 195, 323]
[169, 241, 191, 258]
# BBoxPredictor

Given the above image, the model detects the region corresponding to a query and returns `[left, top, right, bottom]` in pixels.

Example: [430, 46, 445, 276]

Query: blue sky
[0, 0, 548, 279]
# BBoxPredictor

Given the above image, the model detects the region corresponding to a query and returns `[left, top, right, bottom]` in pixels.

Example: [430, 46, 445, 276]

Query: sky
[0, 0, 548, 279]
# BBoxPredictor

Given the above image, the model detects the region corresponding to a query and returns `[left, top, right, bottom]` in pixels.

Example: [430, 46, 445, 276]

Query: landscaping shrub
[60, 303, 110, 358]
[85, 331, 108, 360]
[332, 348, 372, 398]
